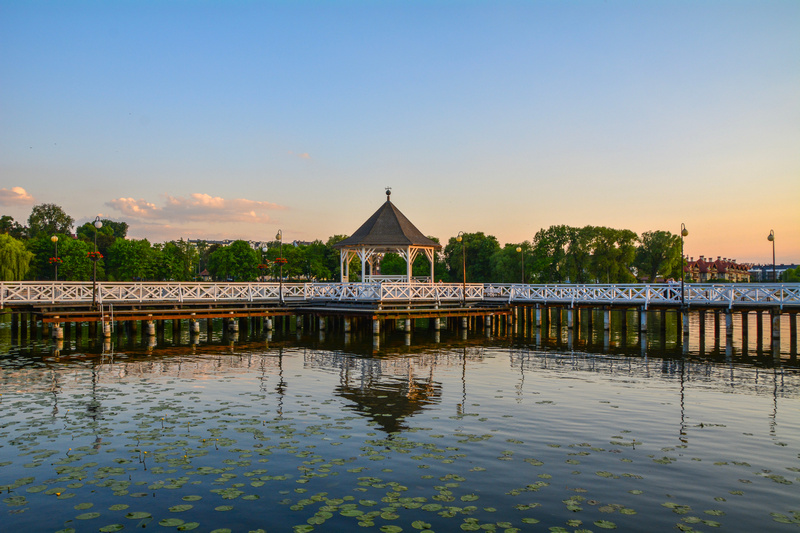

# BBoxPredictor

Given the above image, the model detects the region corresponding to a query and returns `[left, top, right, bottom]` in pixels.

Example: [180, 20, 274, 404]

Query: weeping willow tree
[0, 234, 34, 281]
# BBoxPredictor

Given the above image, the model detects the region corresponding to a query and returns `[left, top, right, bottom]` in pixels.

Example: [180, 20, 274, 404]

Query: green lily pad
[76, 512, 101, 520]
[169, 504, 193, 512]
[159, 518, 185, 526]
[99, 525, 124, 532]
[126, 512, 152, 520]
[594, 520, 618, 529]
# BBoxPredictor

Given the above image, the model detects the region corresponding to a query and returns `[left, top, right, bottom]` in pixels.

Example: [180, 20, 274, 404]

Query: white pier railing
[1, 282, 798, 309]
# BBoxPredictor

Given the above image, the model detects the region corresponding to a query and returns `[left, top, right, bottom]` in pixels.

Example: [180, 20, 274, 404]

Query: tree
[207, 240, 258, 281]
[154, 239, 199, 281]
[27, 203, 74, 238]
[76, 220, 117, 260]
[0, 215, 27, 239]
[530, 225, 572, 282]
[589, 227, 638, 283]
[106, 238, 157, 280]
[0, 234, 34, 280]
[443, 232, 500, 283]
[783, 267, 800, 283]
[635, 230, 681, 282]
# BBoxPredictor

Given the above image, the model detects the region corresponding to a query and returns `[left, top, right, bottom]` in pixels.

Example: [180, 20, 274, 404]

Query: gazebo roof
[334, 193, 441, 250]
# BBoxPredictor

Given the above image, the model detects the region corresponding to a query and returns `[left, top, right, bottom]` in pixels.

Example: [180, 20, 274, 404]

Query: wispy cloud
[107, 193, 286, 224]
[288, 151, 311, 160]
[0, 186, 35, 206]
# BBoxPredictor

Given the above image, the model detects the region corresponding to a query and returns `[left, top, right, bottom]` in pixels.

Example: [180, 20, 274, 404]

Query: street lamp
[261, 246, 268, 282]
[92, 216, 103, 309]
[768, 230, 775, 282]
[276, 230, 283, 305]
[51, 235, 59, 281]
[516, 245, 525, 284]
[456, 231, 466, 305]
[680, 223, 688, 309]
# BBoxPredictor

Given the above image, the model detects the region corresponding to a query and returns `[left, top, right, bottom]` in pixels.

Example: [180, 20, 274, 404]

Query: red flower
[274, 257, 287, 265]
[87, 251, 103, 260]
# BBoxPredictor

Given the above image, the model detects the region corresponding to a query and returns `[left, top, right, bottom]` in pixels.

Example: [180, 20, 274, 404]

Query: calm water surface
[1, 319, 798, 533]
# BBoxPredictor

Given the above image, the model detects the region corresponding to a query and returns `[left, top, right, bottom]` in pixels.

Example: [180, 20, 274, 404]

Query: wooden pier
[1, 281, 798, 354]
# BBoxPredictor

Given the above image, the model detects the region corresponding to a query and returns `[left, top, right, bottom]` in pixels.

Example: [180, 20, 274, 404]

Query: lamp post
[680, 223, 688, 309]
[768, 230, 775, 282]
[92, 216, 103, 309]
[516, 245, 525, 284]
[261, 246, 268, 282]
[51, 235, 59, 281]
[456, 231, 466, 305]
[276, 230, 283, 305]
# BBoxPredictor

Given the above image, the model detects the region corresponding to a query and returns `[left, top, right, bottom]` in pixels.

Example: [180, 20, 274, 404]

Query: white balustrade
[1, 282, 798, 308]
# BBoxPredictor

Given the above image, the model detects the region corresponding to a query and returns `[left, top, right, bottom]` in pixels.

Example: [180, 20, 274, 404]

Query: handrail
[0, 282, 798, 308]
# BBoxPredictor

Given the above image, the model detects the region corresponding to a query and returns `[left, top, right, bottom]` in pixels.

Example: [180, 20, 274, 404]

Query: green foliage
[207, 240, 259, 281]
[154, 239, 200, 281]
[0, 215, 27, 239]
[0, 234, 34, 280]
[531, 225, 639, 283]
[635, 231, 681, 282]
[784, 267, 800, 282]
[27, 203, 74, 238]
[106, 239, 157, 280]
[443, 232, 501, 283]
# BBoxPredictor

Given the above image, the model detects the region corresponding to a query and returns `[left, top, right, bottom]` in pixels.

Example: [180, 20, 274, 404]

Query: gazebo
[334, 190, 442, 283]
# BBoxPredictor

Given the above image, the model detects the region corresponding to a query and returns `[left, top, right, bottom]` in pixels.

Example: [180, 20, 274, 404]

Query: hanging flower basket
[257, 263, 270, 270]
[87, 251, 103, 260]
[48, 257, 63, 265]
[274, 257, 288, 265]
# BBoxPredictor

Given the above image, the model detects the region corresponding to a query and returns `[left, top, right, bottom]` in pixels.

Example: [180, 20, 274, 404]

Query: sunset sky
[2, 1, 798, 264]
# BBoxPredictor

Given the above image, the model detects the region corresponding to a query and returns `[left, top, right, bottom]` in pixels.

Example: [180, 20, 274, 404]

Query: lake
[1, 315, 798, 532]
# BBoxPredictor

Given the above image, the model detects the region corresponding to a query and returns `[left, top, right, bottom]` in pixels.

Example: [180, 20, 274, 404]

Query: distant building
[685, 256, 751, 282]
[747, 263, 799, 282]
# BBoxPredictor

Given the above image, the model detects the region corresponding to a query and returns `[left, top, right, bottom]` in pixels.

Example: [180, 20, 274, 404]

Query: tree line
[0, 203, 773, 283]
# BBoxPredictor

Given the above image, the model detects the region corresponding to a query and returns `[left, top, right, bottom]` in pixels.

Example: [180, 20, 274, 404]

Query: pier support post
[638, 307, 647, 332]
[461, 317, 468, 330]
[534, 306, 542, 328]
[297, 315, 304, 330]
[682, 310, 690, 341]
[319, 316, 326, 330]
[434, 317, 441, 331]
[373, 318, 381, 335]
[146, 317, 155, 336]
[344, 317, 351, 333]
[604, 308, 611, 332]
[725, 309, 733, 337]
[191, 315, 200, 334]
[484, 315, 492, 329]
[265, 318, 273, 331]
[771, 309, 781, 345]
[566, 308, 574, 329]
[404, 318, 411, 331]
[206, 318, 214, 338]
[103, 320, 111, 338]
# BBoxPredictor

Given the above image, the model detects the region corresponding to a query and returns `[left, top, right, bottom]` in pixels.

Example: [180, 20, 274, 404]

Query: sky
[1, 0, 798, 264]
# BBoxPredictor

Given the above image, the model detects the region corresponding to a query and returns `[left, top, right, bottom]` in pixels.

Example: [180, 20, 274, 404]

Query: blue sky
[1, 0, 798, 263]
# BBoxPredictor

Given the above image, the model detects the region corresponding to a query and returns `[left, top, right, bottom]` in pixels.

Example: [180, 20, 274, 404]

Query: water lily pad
[126, 512, 152, 520]
[170, 504, 193, 512]
[159, 518, 185, 526]
[76, 512, 101, 520]
[594, 520, 617, 529]
[99, 525, 124, 532]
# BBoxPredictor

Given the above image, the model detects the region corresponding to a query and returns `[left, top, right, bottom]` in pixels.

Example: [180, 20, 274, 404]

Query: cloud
[106, 193, 285, 224]
[288, 151, 311, 160]
[0, 186, 35, 206]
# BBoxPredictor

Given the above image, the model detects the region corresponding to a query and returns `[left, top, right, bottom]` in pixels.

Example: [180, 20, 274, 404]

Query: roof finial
[385, 187, 392, 201]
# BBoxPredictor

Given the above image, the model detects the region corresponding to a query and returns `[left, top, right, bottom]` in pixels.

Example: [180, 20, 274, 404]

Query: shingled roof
[334, 196, 441, 250]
